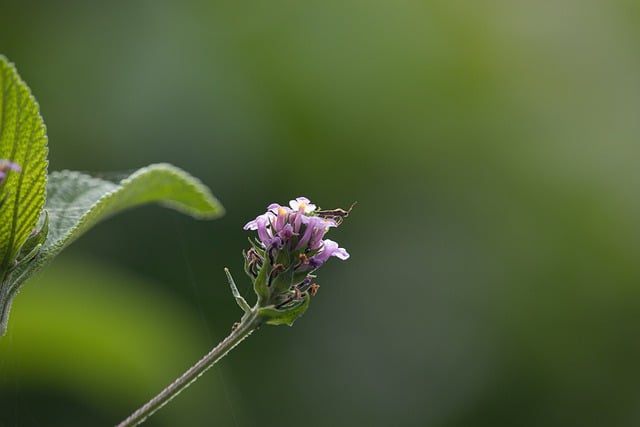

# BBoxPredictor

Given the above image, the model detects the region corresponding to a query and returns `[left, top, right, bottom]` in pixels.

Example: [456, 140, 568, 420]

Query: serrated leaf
[0, 56, 48, 274]
[0, 163, 224, 335]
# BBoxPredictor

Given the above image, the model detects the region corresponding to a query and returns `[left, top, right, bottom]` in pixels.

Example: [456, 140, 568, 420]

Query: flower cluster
[242, 197, 349, 313]
[244, 197, 349, 266]
[0, 159, 20, 184]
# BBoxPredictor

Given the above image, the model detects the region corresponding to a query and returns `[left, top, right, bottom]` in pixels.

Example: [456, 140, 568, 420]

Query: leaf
[0, 163, 224, 335]
[0, 55, 48, 275]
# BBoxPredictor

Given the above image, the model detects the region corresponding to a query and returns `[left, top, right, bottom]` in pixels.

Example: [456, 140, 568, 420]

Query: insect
[316, 201, 357, 225]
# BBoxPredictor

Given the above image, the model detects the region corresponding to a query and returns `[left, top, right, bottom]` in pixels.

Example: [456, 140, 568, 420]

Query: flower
[243, 212, 275, 246]
[289, 196, 316, 213]
[235, 197, 352, 326]
[309, 239, 350, 268]
[242, 197, 350, 309]
[244, 197, 349, 269]
[0, 159, 20, 183]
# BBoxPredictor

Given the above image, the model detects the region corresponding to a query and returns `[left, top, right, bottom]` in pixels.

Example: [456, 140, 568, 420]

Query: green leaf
[0, 55, 48, 275]
[0, 163, 224, 335]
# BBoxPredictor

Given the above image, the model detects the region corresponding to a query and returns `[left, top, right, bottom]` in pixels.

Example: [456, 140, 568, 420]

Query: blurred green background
[1, 1, 640, 426]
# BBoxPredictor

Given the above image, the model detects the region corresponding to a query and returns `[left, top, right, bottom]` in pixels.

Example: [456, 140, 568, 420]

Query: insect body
[316, 202, 356, 225]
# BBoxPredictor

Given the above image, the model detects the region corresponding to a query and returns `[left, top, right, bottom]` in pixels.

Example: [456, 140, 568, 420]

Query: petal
[320, 239, 350, 261]
[243, 219, 258, 230]
[274, 206, 289, 231]
[295, 216, 326, 250]
[243, 212, 274, 230]
[267, 203, 282, 213]
[289, 197, 316, 213]
[277, 223, 296, 240]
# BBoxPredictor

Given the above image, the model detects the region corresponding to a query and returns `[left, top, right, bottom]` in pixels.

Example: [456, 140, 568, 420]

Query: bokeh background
[1, 1, 640, 426]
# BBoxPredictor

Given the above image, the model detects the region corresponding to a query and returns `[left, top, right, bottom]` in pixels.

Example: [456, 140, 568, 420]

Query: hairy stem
[116, 310, 263, 427]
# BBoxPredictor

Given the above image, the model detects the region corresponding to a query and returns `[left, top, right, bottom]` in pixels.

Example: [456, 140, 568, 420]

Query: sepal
[269, 266, 313, 295]
[257, 293, 310, 326]
[225, 267, 251, 313]
[252, 257, 271, 305]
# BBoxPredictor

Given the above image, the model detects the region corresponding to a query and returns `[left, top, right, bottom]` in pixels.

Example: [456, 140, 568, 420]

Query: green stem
[116, 309, 263, 427]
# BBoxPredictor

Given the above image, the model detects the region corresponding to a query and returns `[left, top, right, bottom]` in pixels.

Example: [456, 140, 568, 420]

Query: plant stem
[116, 309, 263, 427]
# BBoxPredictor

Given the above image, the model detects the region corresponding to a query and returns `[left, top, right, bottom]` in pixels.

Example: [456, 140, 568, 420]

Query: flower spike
[230, 197, 351, 326]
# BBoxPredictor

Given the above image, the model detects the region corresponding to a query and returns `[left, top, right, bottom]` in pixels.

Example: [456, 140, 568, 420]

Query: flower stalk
[116, 308, 263, 427]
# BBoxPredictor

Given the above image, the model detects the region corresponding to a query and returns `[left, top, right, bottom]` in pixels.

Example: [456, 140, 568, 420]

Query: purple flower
[274, 206, 288, 233]
[289, 197, 316, 213]
[277, 223, 296, 241]
[309, 239, 350, 268]
[0, 160, 20, 183]
[244, 212, 276, 246]
[244, 197, 350, 276]
[295, 215, 327, 250]
[241, 197, 352, 319]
